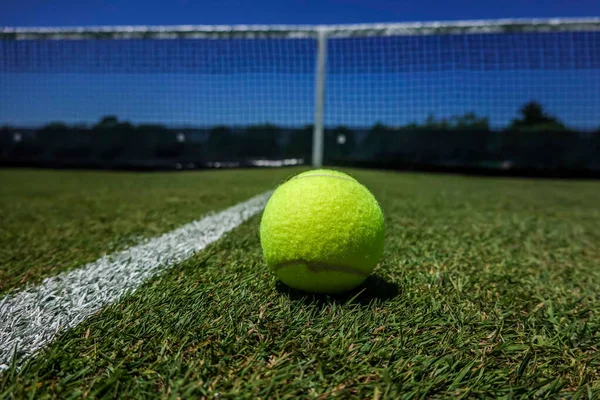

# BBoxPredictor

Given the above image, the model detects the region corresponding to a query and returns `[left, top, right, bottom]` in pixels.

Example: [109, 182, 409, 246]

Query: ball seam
[293, 174, 354, 182]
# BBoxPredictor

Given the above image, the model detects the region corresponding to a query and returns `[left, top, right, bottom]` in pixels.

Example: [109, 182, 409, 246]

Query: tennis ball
[259, 169, 385, 294]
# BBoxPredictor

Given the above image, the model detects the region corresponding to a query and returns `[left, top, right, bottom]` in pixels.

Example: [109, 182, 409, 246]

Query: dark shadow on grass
[275, 274, 399, 306]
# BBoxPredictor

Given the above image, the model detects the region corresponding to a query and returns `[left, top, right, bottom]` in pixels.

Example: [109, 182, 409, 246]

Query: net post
[312, 28, 327, 168]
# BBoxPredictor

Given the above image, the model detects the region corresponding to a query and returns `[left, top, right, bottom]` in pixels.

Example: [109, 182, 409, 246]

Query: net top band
[2, 18, 600, 40]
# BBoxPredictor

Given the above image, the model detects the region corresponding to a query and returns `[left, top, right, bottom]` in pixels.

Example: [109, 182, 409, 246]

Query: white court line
[0, 191, 272, 370]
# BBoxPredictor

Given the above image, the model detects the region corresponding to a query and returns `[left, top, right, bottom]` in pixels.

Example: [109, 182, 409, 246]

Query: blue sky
[2, 0, 599, 27]
[1, 1, 600, 130]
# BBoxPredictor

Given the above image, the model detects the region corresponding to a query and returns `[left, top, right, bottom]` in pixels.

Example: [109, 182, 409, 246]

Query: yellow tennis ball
[260, 169, 385, 294]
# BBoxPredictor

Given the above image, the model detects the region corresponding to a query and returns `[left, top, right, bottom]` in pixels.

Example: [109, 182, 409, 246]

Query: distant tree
[242, 124, 282, 159]
[361, 113, 491, 166]
[91, 116, 136, 161]
[154, 130, 185, 160]
[36, 122, 71, 159]
[508, 101, 567, 132]
[445, 113, 491, 164]
[205, 126, 236, 160]
[363, 122, 392, 158]
[0, 126, 13, 158]
[182, 142, 205, 163]
[420, 113, 489, 131]
[499, 101, 577, 168]
[364, 122, 399, 158]
[450, 112, 490, 131]
[96, 115, 119, 128]
[423, 114, 450, 130]
[589, 130, 600, 170]
[325, 126, 356, 160]
[521, 102, 546, 124]
[286, 125, 313, 159]
[34, 122, 95, 161]
[136, 124, 179, 160]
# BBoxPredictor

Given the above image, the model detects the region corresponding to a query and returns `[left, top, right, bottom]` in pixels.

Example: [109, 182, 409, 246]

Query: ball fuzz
[260, 169, 385, 294]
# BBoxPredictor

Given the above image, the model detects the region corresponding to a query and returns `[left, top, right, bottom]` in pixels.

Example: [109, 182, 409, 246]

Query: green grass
[0, 168, 297, 294]
[2, 168, 600, 398]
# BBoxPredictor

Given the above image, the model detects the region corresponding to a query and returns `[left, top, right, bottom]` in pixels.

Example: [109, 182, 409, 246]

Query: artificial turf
[1, 168, 599, 398]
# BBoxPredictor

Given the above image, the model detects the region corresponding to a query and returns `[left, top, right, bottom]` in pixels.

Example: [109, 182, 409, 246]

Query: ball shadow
[275, 274, 399, 306]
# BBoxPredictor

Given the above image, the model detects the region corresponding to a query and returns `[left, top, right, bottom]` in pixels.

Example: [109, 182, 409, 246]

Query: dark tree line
[357, 102, 600, 172]
[1, 101, 599, 172]
[0, 117, 290, 168]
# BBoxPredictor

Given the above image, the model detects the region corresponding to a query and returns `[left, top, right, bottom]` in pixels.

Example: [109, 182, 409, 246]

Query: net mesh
[325, 31, 600, 131]
[1, 20, 599, 168]
[0, 38, 315, 127]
